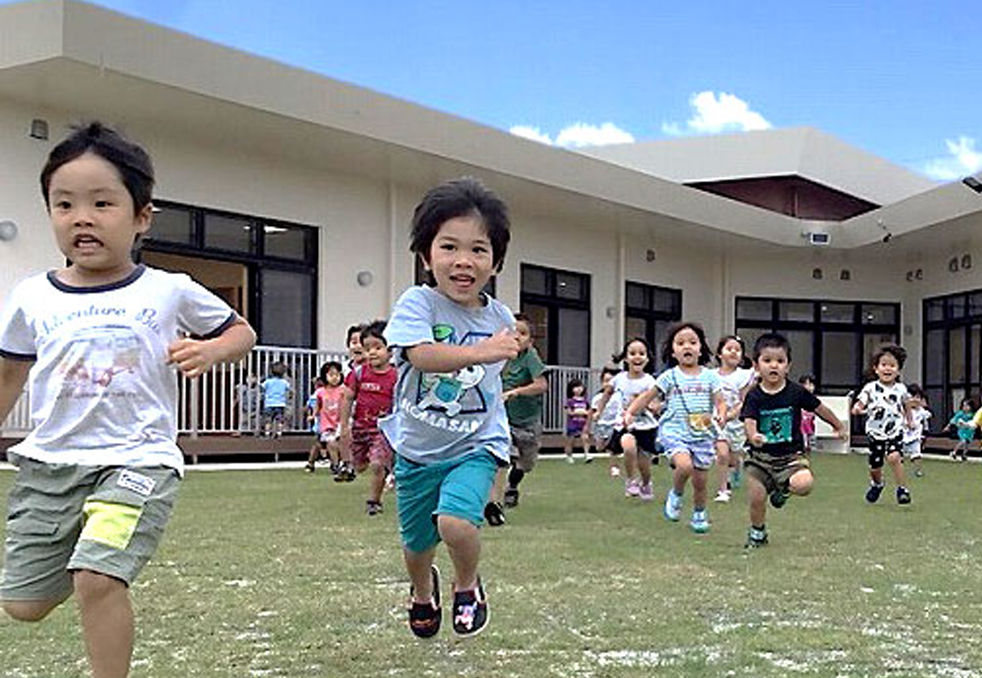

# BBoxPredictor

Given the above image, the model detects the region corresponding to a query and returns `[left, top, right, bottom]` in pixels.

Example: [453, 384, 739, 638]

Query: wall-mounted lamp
[356, 271, 374, 287]
[812, 268, 823, 280]
[962, 254, 973, 270]
[29, 118, 48, 140]
[949, 257, 960, 272]
[645, 249, 656, 262]
[0, 220, 18, 242]
[963, 176, 982, 194]
[840, 269, 851, 281]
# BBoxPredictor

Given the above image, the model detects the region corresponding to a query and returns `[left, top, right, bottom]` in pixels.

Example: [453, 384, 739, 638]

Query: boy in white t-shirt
[0, 123, 256, 678]
[903, 384, 931, 478]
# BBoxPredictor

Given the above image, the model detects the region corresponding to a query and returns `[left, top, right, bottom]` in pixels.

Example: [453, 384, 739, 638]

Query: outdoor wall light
[963, 176, 982, 193]
[962, 254, 972, 270]
[29, 118, 48, 140]
[356, 271, 373, 287]
[0, 220, 18, 242]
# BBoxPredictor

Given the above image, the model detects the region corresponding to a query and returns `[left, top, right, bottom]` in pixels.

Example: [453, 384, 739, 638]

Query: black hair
[360, 319, 388, 345]
[410, 176, 511, 274]
[753, 333, 791, 361]
[319, 360, 343, 382]
[346, 324, 364, 345]
[798, 373, 816, 385]
[612, 337, 654, 374]
[566, 378, 585, 398]
[601, 364, 620, 379]
[906, 383, 925, 399]
[270, 362, 287, 378]
[715, 334, 752, 369]
[41, 121, 154, 214]
[870, 343, 907, 370]
[661, 321, 713, 367]
[961, 397, 975, 410]
[513, 312, 531, 326]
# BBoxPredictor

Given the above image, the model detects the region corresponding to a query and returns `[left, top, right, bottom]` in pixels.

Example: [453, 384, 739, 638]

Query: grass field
[1, 452, 982, 678]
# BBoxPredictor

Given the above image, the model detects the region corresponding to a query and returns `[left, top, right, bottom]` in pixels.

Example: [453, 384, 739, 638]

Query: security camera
[808, 232, 830, 246]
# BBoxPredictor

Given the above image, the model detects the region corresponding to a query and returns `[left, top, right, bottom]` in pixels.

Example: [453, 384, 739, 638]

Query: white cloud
[662, 91, 771, 136]
[922, 136, 982, 181]
[509, 122, 634, 148]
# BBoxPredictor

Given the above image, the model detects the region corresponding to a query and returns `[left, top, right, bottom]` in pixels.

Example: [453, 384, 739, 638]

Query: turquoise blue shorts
[395, 450, 499, 553]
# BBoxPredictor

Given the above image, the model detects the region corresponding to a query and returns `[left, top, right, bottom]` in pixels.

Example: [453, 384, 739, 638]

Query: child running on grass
[591, 365, 623, 477]
[712, 335, 755, 503]
[851, 344, 913, 505]
[563, 377, 592, 463]
[944, 397, 975, 462]
[0, 122, 256, 678]
[305, 361, 344, 474]
[379, 177, 519, 639]
[625, 322, 725, 533]
[798, 374, 818, 454]
[742, 333, 846, 548]
[903, 384, 930, 478]
[303, 376, 326, 472]
[595, 338, 659, 500]
[339, 320, 396, 513]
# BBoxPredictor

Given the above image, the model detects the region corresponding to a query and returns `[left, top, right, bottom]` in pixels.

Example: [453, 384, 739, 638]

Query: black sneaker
[745, 527, 769, 549]
[503, 488, 519, 509]
[865, 483, 884, 503]
[484, 501, 506, 527]
[452, 579, 488, 637]
[768, 489, 789, 509]
[366, 499, 383, 515]
[896, 486, 911, 505]
[304, 462, 315, 474]
[408, 565, 441, 639]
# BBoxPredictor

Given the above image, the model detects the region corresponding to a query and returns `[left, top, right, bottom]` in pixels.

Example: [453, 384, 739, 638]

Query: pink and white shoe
[625, 478, 641, 498]
[639, 482, 654, 502]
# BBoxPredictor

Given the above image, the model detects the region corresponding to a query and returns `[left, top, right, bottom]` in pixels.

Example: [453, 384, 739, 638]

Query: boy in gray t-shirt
[380, 178, 518, 640]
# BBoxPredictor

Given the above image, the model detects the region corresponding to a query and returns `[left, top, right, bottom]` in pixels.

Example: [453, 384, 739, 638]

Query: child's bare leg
[306, 442, 319, 467]
[563, 437, 573, 461]
[327, 440, 341, 466]
[580, 432, 591, 459]
[74, 570, 133, 678]
[747, 475, 767, 527]
[438, 515, 481, 590]
[488, 467, 507, 504]
[715, 440, 731, 494]
[886, 451, 907, 487]
[638, 452, 652, 486]
[672, 452, 693, 495]
[869, 465, 883, 485]
[2, 595, 68, 622]
[691, 467, 708, 510]
[623, 435, 639, 479]
[369, 461, 385, 502]
[788, 469, 814, 496]
[404, 547, 437, 602]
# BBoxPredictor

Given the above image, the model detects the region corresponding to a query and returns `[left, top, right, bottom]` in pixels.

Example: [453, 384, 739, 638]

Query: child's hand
[622, 410, 635, 428]
[476, 329, 520, 363]
[167, 338, 222, 378]
[502, 389, 517, 402]
[749, 432, 766, 447]
[850, 403, 865, 416]
[835, 427, 849, 441]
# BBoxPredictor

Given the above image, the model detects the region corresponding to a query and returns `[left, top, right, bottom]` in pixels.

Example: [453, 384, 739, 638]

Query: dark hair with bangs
[359, 319, 388, 345]
[612, 337, 654, 374]
[661, 321, 713, 367]
[410, 176, 510, 275]
[870, 343, 907, 370]
[40, 121, 154, 214]
[753, 333, 791, 361]
[715, 334, 752, 369]
[318, 361, 343, 382]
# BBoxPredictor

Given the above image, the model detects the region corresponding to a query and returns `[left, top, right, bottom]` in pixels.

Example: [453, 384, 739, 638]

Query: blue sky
[15, 0, 981, 180]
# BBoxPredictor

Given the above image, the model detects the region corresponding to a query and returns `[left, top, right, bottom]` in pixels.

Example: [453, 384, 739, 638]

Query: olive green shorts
[1, 455, 180, 602]
[745, 449, 811, 495]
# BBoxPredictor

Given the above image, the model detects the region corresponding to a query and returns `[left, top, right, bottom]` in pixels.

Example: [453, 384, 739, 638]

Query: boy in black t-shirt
[742, 333, 847, 548]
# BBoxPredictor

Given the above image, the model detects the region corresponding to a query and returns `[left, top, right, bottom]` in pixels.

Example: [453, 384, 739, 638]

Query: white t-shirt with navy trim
[0, 265, 236, 474]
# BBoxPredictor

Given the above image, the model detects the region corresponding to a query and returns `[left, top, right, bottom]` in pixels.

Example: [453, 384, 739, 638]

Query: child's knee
[73, 570, 126, 607]
[437, 514, 477, 544]
[789, 471, 814, 495]
[2, 597, 64, 622]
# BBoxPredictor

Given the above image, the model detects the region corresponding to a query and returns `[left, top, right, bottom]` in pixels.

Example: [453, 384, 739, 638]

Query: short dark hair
[961, 397, 976, 410]
[871, 343, 907, 370]
[513, 312, 531, 326]
[601, 364, 620, 379]
[410, 176, 510, 274]
[270, 362, 287, 377]
[41, 121, 154, 213]
[907, 383, 925, 399]
[715, 334, 751, 369]
[753, 333, 791, 361]
[661, 322, 713, 367]
[319, 360, 343, 382]
[346, 324, 364, 345]
[566, 378, 585, 398]
[360, 319, 387, 345]
[798, 373, 816, 385]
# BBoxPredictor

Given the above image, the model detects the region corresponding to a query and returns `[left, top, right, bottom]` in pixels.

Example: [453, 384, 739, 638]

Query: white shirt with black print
[856, 381, 908, 441]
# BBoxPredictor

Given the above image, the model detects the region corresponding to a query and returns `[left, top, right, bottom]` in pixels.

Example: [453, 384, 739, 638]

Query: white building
[2, 0, 982, 428]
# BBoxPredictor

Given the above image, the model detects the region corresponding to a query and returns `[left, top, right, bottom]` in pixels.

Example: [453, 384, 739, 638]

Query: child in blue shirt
[380, 177, 519, 639]
[261, 362, 291, 437]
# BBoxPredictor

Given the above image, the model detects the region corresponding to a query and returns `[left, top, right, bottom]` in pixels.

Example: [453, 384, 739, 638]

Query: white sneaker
[609, 466, 621, 477]
[663, 490, 682, 521]
[714, 489, 731, 503]
[566, 455, 575, 465]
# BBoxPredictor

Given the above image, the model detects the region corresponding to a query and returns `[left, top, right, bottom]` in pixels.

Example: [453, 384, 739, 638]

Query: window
[735, 297, 900, 395]
[923, 290, 982, 427]
[520, 264, 590, 366]
[625, 281, 682, 373]
[147, 205, 193, 245]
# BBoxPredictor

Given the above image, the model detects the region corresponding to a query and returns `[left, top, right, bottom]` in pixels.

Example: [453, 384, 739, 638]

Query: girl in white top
[712, 335, 756, 503]
[590, 365, 624, 477]
[593, 338, 660, 501]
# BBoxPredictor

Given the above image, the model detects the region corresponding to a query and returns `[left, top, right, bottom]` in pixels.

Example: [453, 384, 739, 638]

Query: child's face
[362, 335, 390, 370]
[874, 353, 901, 384]
[963, 401, 973, 413]
[325, 367, 342, 387]
[515, 320, 533, 351]
[572, 383, 585, 396]
[601, 372, 614, 389]
[672, 328, 701, 367]
[425, 215, 495, 308]
[347, 332, 364, 364]
[718, 339, 743, 368]
[48, 152, 151, 283]
[625, 341, 649, 372]
[755, 347, 790, 387]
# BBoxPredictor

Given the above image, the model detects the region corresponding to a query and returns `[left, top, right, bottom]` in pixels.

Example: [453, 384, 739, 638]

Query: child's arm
[167, 317, 256, 378]
[850, 390, 868, 416]
[815, 403, 848, 440]
[503, 375, 547, 402]
[744, 418, 766, 448]
[0, 357, 31, 424]
[713, 391, 728, 428]
[623, 386, 660, 427]
[406, 328, 519, 373]
[338, 385, 356, 441]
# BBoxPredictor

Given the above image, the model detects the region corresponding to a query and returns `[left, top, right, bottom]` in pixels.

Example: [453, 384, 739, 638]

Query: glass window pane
[925, 388, 944, 430]
[625, 315, 647, 344]
[557, 308, 590, 366]
[861, 304, 896, 325]
[626, 283, 647, 310]
[972, 325, 982, 385]
[925, 299, 945, 323]
[205, 214, 253, 252]
[949, 326, 967, 383]
[148, 205, 192, 244]
[522, 303, 550, 363]
[924, 329, 944, 385]
[948, 296, 967, 319]
[736, 298, 772, 321]
[260, 269, 313, 347]
[652, 319, 673, 373]
[652, 289, 680, 315]
[263, 224, 308, 260]
[784, 330, 814, 381]
[821, 331, 857, 385]
[969, 294, 982, 318]
[778, 301, 814, 322]
[521, 266, 548, 296]
[820, 303, 855, 323]
[555, 272, 586, 301]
